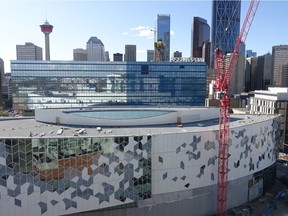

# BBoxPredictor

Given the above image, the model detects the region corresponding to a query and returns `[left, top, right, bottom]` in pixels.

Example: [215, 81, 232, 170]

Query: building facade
[211, 0, 241, 67]
[246, 49, 257, 58]
[124, 45, 136, 62]
[0, 107, 280, 216]
[86, 37, 105, 61]
[11, 61, 207, 109]
[113, 53, 123, 62]
[105, 51, 110, 61]
[147, 50, 154, 62]
[156, 14, 170, 62]
[246, 54, 273, 92]
[272, 45, 288, 87]
[250, 87, 288, 152]
[224, 53, 245, 95]
[16, 42, 43, 60]
[191, 17, 210, 58]
[73, 48, 87, 61]
[173, 51, 182, 58]
[202, 41, 211, 68]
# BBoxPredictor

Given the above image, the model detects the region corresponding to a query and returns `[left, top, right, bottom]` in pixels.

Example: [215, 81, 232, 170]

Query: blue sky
[0, 0, 287, 72]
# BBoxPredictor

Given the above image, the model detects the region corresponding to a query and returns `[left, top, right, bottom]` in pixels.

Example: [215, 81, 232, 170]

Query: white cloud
[130, 25, 154, 39]
[122, 32, 128, 36]
[130, 26, 147, 31]
[137, 49, 147, 54]
[170, 30, 175, 35]
[138, 29, 154, 39]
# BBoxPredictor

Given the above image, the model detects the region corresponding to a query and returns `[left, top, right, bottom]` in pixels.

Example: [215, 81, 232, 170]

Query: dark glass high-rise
[211, 0, 241, 67]
[157, 14, 170, 62]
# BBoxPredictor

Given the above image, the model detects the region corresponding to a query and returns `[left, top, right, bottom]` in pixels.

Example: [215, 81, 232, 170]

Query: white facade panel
[152, 118, 278, 195]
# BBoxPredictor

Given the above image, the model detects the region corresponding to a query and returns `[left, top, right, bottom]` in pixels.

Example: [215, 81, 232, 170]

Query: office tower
[105, 51, 110, 61]
[113, 53, 123, 62]
[16, 42, 43, 60]
[86, 37, 105, 61]
[211, 0, 241, 67]
[173, 51, 182, 58]
[245, 53, 272, 92]
[124, 45, 136, 62]
[255, 54, 272, 90]
[246, 57, 258, 91]
[262, 54, 272, 89]
[225, 53, 245, 95]
[147, 50, 154, 62]
[40, 20, 53, 60]
[245, 57, 251, 92]
[246, 49, 257, 57]
[272, 45, 288, 87]
[191, 17, 210, 58]
[202, 41, 211, 67]
[156, 14, 170, 61]
[73, 48, 87, 61]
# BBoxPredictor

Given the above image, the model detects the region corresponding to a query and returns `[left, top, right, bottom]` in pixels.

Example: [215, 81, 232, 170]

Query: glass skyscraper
[157, 14, 170, 62]
[211, 0, 241, 67]
[191, 17, 210, 58]
[11, 60, 206, 109]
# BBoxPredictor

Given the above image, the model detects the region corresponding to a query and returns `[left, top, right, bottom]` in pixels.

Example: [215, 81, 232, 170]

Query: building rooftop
[0, 110, 277, 139]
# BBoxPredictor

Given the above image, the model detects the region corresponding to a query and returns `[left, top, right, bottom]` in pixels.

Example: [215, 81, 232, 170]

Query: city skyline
[0, 0, 287, 72]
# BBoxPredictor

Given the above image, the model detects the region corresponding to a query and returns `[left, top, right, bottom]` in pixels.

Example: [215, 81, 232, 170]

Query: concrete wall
[35, 108, 219, 127]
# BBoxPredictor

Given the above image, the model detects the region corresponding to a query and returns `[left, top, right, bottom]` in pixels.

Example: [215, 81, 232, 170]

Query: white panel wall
[151, 117, 278, 195]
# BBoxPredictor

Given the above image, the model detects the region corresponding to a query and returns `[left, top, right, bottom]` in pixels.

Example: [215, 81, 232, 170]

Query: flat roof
[0, 114, 278, 139]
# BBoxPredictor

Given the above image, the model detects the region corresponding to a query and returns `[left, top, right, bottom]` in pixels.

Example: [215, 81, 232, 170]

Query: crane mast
[215, 1, 260, 215]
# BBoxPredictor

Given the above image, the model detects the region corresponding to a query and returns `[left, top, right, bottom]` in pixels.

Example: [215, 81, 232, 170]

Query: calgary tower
[40, 20, 53, 60]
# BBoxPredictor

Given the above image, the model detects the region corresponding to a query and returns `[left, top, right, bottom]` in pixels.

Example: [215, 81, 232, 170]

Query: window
[141, 65, 149, 75]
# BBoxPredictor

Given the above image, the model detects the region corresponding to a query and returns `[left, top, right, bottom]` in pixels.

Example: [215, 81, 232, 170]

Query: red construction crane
[214, 0, 260, 215]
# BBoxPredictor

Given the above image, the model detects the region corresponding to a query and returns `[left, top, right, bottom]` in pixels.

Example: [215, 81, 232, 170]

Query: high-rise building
[73, 48, 87, 61]
[246, 49, 257, 57]
[246, 57, 258, 91]
[262, 54, 273, 89]
[86, 37, 105, 61]
[225, 53, 245, 95]
[16, 42, 43, 60]
[272, 45, 288, 87]
[124, 45, 136, 62]
[113, 53, 123, 62]
[191, 17, 210, 58]
[173, 51, 182, 58]
[211, 0, 241, 67]
[156, 14, 170, 61]
[256, 54, 272, 90]
[40, 20, 53, 61]
[147, 50, 154, 62]
[105, 51, 110, 61]
[245, 53, 272, 92]
[202, 41, 211, 68]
